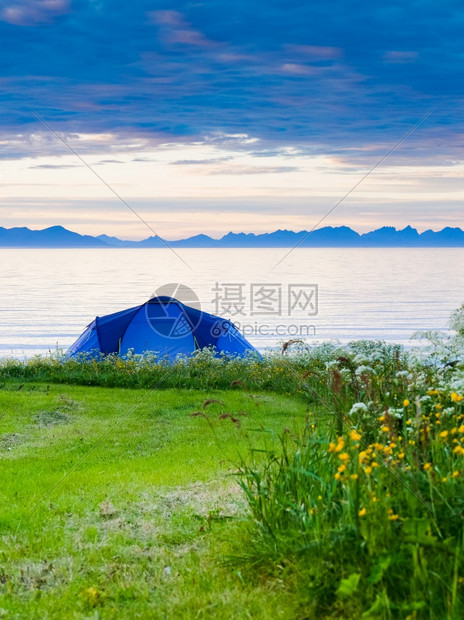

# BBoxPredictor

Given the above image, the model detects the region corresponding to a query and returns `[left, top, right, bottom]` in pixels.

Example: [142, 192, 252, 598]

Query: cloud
[0, 0, 70, 25]
[383, 50, 418, 63]
[148, 9, 220, 48]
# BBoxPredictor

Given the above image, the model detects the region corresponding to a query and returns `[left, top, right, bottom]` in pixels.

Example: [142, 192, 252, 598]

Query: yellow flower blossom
[358, 507, 366, 517]
[439, 430, 449, 439]
[338, 464, 347, 473]
[451, 392, 463, 403]
[459, 425, 464, 433]
[423, 463, 432, 471]
[452, 471, 459, 478]
[403, 399, 410, 407]
[338, 452, 349, 462]
[406, 419, 412, 425]
[349, 429, 362, 441]
[378, 415, 385, 422]
[381, 425, 390, 432]
[334, 473, 341, 480]
[350, 474, 358, 480]
[364, 466, 373, 475]
[453, 445, 464, 456]
[442, 477, 448, 483]
[388, 513, 399, 521]
[427, 389, 439, 396]
[398, 452, 405, 459]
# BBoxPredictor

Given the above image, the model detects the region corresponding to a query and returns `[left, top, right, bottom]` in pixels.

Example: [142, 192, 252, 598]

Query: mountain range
[1, 225, 464, 248]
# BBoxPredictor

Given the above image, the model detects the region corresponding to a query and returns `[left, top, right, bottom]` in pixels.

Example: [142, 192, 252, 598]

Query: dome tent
[66, 296, 257, 360]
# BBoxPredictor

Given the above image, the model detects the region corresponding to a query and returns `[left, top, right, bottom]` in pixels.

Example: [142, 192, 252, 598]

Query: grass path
[0, 383, 308, 618]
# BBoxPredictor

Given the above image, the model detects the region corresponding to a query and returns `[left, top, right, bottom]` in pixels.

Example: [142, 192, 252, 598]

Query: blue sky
[1, 0, 463, 238]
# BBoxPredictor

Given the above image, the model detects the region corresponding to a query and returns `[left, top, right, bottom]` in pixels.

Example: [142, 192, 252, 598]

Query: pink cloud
[148, 9, 220, 48]
[0, 0, 70, 25]
[383, 50, 418, 63]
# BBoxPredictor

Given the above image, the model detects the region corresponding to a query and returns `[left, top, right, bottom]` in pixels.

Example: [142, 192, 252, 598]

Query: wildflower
[358, 450, 369, 463]
[381, 425, 390, 433]
[318, 495, 323, 500]
[358, 507, 366, 517]
[349, 429, 362, 441]
[408, 440, 416, 446]
[349, 402, 368, 416]
[328, 442, 336, 453]
[442, 477, 448, 483]
[350, 474, 358, 480]
[451, 392, 463, 403]
[371, 495, 378, 503]
[364, 466, 373, 475]
[453, 445, 464, 456]
[388, 513, 399, 521]
[338, 452, 349, 462]
[439, 430, 449, 440]
[452, 471, 459, 478]
[403, 399, 410, 407]
[398, 452, 405, 459]
[459, 425, 464, 433]
[378, 415, 385, 422]
[406, 419, 412, 425]
[423, 463, 432, 471]
[436, 405, 442, 410]
[427, 389, 439, 396]
[337, 464, 346, 473]
[334, 472, 341, 481]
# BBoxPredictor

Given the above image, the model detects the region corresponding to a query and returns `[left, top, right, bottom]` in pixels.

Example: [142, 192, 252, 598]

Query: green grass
[0, 383, 308, 619]
[1, 332, 464, 618]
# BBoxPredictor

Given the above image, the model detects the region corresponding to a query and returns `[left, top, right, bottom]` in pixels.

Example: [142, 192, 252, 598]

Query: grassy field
[1, 331, 464, 618]
[0, 382, 308, 619]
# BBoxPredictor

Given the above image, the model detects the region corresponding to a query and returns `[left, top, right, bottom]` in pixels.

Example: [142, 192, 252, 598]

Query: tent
[66, 296, 258, 360]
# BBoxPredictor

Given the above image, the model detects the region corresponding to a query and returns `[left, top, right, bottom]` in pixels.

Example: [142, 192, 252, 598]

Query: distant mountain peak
[1, 224, 463, 248]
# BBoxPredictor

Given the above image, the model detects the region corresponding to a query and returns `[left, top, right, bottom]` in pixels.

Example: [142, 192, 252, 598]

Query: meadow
[1, 319, 464, 618]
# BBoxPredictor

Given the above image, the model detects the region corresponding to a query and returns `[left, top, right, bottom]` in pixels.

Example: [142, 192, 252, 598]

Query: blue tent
[66, 296, 258, 360]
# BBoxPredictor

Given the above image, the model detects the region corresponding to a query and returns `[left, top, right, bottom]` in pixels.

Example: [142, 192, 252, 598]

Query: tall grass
[235, 337, 464, 618]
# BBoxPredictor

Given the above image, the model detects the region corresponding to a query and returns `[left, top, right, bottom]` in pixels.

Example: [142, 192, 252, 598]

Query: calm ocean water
[0, 247, 462, 358]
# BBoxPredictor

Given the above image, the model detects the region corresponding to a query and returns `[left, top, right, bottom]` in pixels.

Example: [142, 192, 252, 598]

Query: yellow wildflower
[381, 425, 390, 432]
[328, 442, 336, 453]
[350, 474, 358, 480]
[439, 430, 449, 440]
[436, 404, 442, 410]
[388, 513, 399, 521]
[338, 452, 349, 462]
[358, 507, 366, 517]
[338, 464, 346, 473]
[364, 466, 373, 475]
[403, 399, 410, 407]
[318, 495, 323, 500]
[398, 452, 405, 459]
[453, 445, 464, 456]
[349, 429, 362, 441]
[427, 389, 439, 396]
[423, 463, 432, 471]
[334, 473, 341, 480]
[452, 471, 459, 478]
[442, 477, 448, 483]
[458, 425, 464, 433]
[451, 392, 463, 403]
[378, 415, 385, 422]
[406, 419, 412, 425]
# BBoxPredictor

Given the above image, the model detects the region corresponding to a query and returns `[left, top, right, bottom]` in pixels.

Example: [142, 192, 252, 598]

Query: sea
[0, 247, 462, 358]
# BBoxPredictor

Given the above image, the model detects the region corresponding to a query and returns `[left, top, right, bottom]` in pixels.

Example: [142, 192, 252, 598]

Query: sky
[0, 0, 463, 239]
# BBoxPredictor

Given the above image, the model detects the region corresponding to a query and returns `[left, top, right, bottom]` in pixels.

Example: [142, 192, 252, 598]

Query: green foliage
[235, 340, 464, 618]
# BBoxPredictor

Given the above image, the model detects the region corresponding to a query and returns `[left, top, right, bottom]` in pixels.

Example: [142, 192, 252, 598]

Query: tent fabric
[66, 296, 258, 360]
